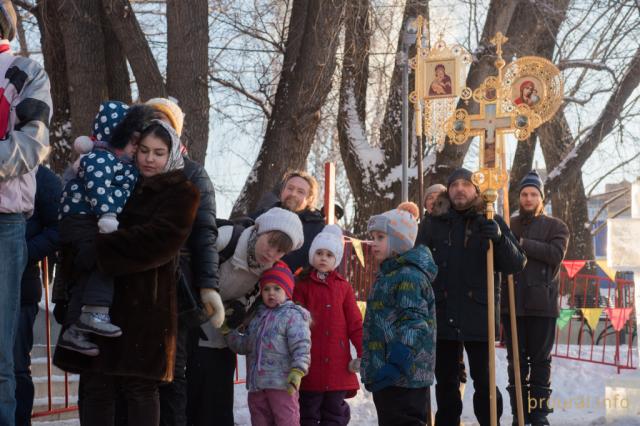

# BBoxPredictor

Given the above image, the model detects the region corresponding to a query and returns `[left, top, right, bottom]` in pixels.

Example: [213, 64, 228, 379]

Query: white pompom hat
[308, 224, 344, 270]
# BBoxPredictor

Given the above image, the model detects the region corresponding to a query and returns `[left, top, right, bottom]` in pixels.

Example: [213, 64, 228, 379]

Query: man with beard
[501, 170, 569, 426]
[252, 171, 325, 273]
[416, 168, 526, 426]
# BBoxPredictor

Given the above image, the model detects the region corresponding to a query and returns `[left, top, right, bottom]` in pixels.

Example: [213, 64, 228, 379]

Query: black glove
[225, 300, 246, 329]
[478, 217, 502, 243]
[53, 302, 68, 325]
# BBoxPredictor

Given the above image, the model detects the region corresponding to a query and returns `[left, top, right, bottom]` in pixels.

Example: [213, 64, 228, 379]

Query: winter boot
[58, 325, 100, 356]
[76, 307, 122, 337]
[528, 386, 553, 426]
[508, 385, 531, 425]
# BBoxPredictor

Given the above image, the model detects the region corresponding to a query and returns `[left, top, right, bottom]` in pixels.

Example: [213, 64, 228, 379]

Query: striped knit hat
[259, 261, 295, 299]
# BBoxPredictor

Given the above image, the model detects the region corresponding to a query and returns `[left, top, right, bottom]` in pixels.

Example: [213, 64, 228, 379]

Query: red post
[324, 163, 336, 225]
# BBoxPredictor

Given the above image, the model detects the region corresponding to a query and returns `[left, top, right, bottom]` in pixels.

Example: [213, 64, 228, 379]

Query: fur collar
[139, 169, 187, 192]
[430, 191, 485, 217]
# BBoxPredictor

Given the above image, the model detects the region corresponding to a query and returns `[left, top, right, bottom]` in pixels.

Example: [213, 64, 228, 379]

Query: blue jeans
[14, 303, 38, 426]
[0, 213, 27, 426]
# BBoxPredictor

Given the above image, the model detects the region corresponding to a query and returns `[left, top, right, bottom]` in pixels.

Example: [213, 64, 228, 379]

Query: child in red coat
[293, 224, 363, 426]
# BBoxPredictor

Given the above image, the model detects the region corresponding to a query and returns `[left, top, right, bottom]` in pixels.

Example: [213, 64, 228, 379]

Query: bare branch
[558, 59, 618, 83]
[546, 46, 640, 194]
[210, 74, 271, 119]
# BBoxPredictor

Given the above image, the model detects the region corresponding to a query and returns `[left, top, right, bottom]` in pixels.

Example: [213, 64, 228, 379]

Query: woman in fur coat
[54, 120, 199, 426]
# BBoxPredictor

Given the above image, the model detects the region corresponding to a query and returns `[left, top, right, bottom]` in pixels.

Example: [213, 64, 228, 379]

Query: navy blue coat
[416, 194, 526, 342]
[22, 166, 62, 304]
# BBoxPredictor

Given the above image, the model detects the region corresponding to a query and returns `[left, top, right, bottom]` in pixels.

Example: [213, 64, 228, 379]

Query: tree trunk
[101, 0, 165, 100]
[232, 0, 346, 216]
[538, 115, 593, 259]
[337, 0, 372, 234]
[166, 0, 209, 164]
[502, 0, 570, 214]
[57, 0, 108, 141]
[101, 6, 131, 103]
[34, 0, 73, 173]
[508, 135, 536, 214]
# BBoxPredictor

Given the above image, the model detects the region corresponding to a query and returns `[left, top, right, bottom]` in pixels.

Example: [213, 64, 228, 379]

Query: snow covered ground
[34, 347, 640, 425]
[234, 348, 640, 426]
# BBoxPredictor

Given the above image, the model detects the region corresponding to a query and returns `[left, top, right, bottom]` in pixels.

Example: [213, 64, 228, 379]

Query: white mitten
[200, 288, 225, 328]
[348, 358, 361, 373]
[98, 214, 119, 234]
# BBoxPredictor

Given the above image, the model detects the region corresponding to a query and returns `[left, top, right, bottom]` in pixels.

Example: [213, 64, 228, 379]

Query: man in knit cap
[416, 168, 526, 426]
[0, 1, 52, 423]
[501, 170, 569, 426]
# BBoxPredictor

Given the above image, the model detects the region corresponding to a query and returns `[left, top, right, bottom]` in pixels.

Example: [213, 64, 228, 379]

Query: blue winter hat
[519, 170, 544, 198]
[92, 101, 129, 144]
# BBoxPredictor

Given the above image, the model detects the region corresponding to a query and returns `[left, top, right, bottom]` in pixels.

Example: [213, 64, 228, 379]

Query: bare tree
[166, 0, 209, 164]
[231, 0, 347, 216]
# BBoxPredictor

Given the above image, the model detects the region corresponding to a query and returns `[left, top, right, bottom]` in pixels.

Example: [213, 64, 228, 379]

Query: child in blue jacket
[361, 207, 438, 426]
[57, 102, 153, 356]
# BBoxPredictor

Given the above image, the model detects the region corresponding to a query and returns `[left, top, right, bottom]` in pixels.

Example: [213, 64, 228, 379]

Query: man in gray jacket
[501, 170, 569, 426]
[0, 2, 52, 424]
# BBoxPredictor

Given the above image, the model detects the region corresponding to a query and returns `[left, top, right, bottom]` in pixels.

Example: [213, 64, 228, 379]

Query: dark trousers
[435, 340, 503, 426]
[300, 391, 350, 426]
[186, 345, 236, 426]
[79, 372, 160, 426]
[60, 216, 113, 325]
[502, 316, 556, 418]
[372, 386, 429, 426]
[13, 304, 38, 426]
[159, 318, 189, 426]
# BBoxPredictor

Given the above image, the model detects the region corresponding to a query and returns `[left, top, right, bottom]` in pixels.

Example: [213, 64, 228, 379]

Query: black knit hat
[447, 168, 477, 189]
[519, 170, 544, 198]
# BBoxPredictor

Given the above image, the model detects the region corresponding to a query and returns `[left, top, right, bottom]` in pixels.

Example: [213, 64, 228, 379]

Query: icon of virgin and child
[428, 63, 453, 96]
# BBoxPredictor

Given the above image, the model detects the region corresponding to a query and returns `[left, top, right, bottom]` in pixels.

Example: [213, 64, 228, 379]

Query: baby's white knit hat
[308, 224, 344, 270]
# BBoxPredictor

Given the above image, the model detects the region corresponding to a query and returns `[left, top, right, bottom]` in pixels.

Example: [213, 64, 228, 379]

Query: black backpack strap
[216, 216, 256, 264]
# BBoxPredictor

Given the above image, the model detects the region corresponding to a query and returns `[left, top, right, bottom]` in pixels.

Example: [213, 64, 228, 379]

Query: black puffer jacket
[22, 166, 62, 304]
[182, 158, 219, 290]
[416, 193, 526, 342]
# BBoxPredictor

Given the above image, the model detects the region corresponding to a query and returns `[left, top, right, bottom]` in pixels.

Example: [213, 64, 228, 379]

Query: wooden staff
[500, 140, 524, 426]
[482, 188, 499, 426]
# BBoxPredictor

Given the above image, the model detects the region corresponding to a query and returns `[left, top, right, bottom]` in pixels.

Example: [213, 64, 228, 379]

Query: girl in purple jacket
[225, 261, 311, 426]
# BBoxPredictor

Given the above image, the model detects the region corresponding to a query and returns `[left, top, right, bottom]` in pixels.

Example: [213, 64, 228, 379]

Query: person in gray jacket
[501, 170, 569, 426]
[0, 2, 52, 424]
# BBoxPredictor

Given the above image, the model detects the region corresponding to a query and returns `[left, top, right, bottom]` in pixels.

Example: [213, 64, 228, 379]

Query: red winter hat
[259, 261, 295, 299]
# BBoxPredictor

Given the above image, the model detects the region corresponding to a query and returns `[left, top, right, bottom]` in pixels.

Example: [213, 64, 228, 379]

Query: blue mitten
[369, 342, 413, 392]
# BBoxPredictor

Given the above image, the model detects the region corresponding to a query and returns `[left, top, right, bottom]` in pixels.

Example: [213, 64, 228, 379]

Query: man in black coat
[14, 165, 61, 425]
[416, 168, 526, 426]
[501, 170, 569, 426]
[250, 170, 325, 273]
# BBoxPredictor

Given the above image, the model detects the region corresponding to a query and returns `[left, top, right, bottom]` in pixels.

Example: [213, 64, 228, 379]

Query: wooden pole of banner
[324, 162, 336, 225]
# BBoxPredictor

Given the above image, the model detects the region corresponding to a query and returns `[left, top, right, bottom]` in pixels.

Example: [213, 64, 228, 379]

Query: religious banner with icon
[501, 56, 563, 123]
[409, 19, 471, 150]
